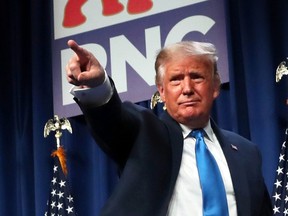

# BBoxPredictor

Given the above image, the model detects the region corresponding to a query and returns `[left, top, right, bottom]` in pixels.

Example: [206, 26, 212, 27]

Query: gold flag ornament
[44, 115, 72, 176]
[276, 58, 288, 82]
[43, 115, 77, 216]
[150, 91, 166, 110]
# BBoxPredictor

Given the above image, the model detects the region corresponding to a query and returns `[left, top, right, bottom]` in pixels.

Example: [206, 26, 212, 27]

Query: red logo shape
[62, 0, 154, 28]
[62, 0, 87, 28]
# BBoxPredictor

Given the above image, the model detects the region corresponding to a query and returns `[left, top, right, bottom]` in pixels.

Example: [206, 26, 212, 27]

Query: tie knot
[190, 129, 204, 139]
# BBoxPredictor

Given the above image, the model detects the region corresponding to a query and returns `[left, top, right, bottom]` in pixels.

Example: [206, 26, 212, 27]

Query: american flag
[272, 129, 288, 215]
[44, 155, 77, 216]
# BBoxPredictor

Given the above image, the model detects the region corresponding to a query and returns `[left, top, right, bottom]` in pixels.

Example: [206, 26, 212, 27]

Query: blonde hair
[155, 41, 219, 85]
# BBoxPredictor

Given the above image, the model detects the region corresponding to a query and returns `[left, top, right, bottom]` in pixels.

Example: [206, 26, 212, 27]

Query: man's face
[157, 55, 220, 129]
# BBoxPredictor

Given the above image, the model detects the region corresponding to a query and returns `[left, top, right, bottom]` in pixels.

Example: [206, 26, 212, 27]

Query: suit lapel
[211, 121, 251, 216]
[160, 111, 184, 199]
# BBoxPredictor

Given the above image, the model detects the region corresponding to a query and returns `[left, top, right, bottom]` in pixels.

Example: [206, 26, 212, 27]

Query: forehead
[165, 55, 213, 71]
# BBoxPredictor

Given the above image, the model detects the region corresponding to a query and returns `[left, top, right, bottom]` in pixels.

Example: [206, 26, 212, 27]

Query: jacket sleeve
[75, 80, 141, 168]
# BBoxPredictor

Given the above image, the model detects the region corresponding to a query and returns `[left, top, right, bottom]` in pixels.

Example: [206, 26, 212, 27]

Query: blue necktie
[191, 129, 229, 216]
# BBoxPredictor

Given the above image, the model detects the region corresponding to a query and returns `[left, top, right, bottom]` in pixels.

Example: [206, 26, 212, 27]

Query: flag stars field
[44, 156, 77, 215]
[272, 137, 288, 215]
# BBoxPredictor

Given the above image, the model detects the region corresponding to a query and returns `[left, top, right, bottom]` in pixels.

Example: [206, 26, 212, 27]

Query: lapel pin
[231, 144, 238, 151]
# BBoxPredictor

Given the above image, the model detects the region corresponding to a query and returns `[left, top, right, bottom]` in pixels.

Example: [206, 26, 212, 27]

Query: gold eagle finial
[150, 91, 166, 110]
[276, 58, 288, 82]
[44, 115, 72, 148]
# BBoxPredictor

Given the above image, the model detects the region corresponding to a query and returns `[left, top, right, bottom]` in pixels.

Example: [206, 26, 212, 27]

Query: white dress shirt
[167, 123, 237, 216]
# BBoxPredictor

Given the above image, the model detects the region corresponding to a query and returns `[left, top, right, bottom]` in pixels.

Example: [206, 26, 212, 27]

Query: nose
[182, 77, 194, 95]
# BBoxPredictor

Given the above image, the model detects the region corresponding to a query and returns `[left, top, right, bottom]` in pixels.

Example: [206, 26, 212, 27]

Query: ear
[157, 84, 166, 102]
[213, 73, 221, 99]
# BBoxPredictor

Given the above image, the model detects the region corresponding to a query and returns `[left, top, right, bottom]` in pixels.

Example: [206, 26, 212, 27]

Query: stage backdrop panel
[52, 0, 229, 117]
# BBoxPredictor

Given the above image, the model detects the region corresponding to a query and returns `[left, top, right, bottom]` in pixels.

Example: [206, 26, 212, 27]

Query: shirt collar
[180, 120, 214, 142]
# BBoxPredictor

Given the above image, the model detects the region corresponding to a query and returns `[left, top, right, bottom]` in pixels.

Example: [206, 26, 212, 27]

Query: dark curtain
[1, 0, 288, 215]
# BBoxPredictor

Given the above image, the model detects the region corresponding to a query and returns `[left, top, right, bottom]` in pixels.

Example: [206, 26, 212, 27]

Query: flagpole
[43, 115, 77, 216]
[272, 59, 288, 215]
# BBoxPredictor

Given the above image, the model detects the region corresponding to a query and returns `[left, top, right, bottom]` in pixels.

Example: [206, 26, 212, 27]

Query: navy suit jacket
[77, 85, 272, 216]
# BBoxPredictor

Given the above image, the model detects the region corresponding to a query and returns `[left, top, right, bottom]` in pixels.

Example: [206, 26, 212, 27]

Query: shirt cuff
[70, 72, 113, 107]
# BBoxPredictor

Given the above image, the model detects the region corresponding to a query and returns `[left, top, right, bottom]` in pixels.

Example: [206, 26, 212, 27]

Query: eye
[190, 73, 204, 83]
[170, 75, 182, 85]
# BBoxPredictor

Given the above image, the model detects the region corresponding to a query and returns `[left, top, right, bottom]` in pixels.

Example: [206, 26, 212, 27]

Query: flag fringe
[51, 146, 68, 176]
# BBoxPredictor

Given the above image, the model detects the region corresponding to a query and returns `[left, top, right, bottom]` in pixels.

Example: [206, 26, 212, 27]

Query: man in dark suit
[65, 39, 272, 215]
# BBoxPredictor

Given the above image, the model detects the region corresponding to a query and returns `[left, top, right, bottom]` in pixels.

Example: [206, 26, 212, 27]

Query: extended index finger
[67, 39, 90, 63]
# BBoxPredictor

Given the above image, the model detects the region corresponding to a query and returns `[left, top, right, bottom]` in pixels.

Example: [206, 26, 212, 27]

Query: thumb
[77, 71, 105, 88]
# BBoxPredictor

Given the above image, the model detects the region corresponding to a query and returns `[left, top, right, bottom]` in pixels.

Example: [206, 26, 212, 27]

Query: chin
[183, 112, 207, 123]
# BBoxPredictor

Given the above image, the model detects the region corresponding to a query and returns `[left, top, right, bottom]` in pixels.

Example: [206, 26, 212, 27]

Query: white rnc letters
[60, 15, 215, 105]
[165, 15, 215, 45]
[110, 26, 161, 93]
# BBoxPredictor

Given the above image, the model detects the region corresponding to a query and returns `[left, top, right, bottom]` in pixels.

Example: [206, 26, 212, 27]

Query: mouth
[179, 100, 200, 106]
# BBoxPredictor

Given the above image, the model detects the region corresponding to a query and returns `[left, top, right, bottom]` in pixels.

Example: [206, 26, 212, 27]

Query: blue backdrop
[1, 0, 288, 215]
